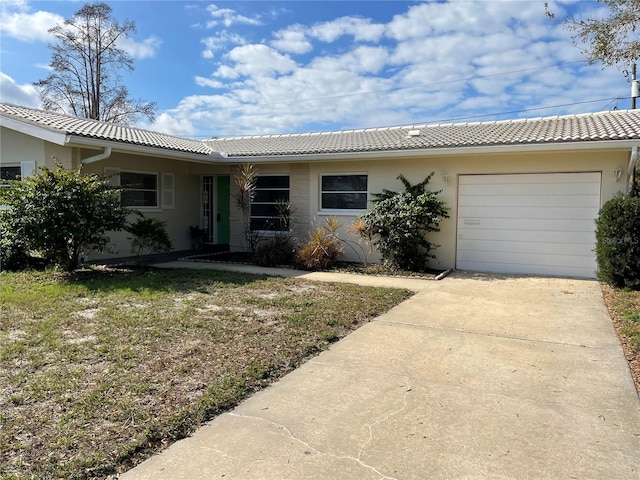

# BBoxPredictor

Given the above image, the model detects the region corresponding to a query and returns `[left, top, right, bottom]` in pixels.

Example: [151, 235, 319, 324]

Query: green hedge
[595, 193, 640, 289]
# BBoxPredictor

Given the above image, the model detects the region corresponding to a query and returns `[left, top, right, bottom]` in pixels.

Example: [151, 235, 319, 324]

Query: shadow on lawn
[66, 266, 271, 293]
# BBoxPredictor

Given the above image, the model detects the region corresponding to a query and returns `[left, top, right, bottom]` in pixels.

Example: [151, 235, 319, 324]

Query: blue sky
[0, 0, 632, 139]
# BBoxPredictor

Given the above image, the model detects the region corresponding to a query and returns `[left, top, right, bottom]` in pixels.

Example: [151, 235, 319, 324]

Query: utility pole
[632, 63, 638, 110]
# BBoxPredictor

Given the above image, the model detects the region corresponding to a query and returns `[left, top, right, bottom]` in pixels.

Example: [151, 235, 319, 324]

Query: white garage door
[456, 172, 602, 278]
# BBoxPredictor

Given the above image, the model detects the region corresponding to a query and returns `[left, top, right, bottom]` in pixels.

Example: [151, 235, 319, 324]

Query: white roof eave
[65, 135, 228, 163]
[0, 115, 68, 145]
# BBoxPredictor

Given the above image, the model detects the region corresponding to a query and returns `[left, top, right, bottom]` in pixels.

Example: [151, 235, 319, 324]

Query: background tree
[0, 164, 129, 271]
[546, 0, 640, 68]
[35, 2, 155, 125]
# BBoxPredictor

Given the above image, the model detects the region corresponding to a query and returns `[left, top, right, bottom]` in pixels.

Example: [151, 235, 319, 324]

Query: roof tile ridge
[0, 101, 207, 145]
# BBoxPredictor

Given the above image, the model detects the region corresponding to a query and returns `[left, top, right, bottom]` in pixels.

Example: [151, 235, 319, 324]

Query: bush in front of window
[296, 219, 344, 270]
[0, 163, 129, 272]
[254, 236, 297, 267]
[360, 173, 449, 272]
[595, 193, 640, 289]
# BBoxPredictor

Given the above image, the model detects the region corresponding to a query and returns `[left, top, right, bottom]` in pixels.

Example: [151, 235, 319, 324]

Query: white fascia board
[0, 115, 68, 145]
[66, 135, 227, 164]
[213, 139, 640, 164]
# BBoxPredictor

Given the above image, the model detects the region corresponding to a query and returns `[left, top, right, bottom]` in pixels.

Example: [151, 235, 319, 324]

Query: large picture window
[251, 175, 290, 231]
[119, 171, 158, 208]
[321, 174, 368, 210]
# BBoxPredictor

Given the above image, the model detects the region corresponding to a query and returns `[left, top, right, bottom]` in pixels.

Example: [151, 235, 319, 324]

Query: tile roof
[0, 103, 215, 156]
[2, 103, 640, 159]
[204, 109, 640, 157]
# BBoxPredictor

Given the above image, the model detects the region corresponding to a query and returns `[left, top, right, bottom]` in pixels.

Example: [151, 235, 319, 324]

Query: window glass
[1, 166, 21, 181]
[321, 175, 368, 210]
[251, 175, 290, 231]
[119, 171, 158, 207]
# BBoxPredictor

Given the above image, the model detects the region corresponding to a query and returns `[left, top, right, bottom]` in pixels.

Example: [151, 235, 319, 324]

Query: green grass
[0, 267, 411, 479]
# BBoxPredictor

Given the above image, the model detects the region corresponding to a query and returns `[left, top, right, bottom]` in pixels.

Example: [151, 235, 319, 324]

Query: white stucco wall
[0, 127, 46, 169]
[303, 148, 630, 269]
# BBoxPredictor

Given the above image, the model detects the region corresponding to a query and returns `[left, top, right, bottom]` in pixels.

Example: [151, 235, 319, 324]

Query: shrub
[360, 174, 448, 271]
[254, 236, 297, 267]
[296, 224, 344, 271]
[595, 193, 640, 289]
[0, 164, 129, 272]
[126, 216, 172, 261]
[0, 221, 29, 271]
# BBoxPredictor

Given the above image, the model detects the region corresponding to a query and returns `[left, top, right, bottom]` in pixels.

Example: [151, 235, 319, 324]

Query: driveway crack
[227, 412, 399, 479]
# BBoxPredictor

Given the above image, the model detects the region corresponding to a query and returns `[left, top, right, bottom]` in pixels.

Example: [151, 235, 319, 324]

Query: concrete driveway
[122, 271, 640, 480]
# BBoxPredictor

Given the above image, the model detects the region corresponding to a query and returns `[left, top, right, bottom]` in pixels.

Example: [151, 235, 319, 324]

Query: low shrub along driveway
[0, 267, 411, 479]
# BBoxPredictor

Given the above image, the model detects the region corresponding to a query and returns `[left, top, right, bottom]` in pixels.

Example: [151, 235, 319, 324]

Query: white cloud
[195, 76, 224, 89]
[117, 36, 162, 60]
[271, 25, 313, 54]
[0, 9, 64, 42]
[222, 44, 297, 78]
[145, 111, 197, 138]
[205, 4, 262, 28]
[155, 1, 628, 138]
[201, 31, 246, 59]
[310, 16, 384, 43]
[0, 72, 40, 107]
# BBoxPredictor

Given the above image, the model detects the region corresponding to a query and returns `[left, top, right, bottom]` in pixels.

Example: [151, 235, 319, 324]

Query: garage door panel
[458, 206, 598, 220]
[458, 182, 600, 197]
[456, 172, 601, 278]
[457, 228, 592, 244]
[458, 194, 600, 208]
[458, 217, 595, 232]
[456, 239, 594, 257]
[459, 172, 601, 185]
[457, 249, 595, 269]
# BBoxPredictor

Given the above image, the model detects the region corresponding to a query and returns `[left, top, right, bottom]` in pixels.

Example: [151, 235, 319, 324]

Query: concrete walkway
[122, 265, 640, 480]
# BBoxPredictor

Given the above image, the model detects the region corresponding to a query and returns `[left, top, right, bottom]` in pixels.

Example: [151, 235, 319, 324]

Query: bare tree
[35, 2, 156, 125]
[546, 0, 640, 67]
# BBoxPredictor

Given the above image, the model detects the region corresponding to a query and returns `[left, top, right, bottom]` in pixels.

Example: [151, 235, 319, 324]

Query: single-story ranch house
[2, 102, 639, 278]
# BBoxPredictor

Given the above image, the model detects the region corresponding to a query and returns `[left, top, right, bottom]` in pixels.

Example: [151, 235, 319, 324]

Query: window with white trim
[161, 173, 175, 209]
[108, 170, 159, 208]
[250, 175, 290, 231]
[321, 174, 368, 210]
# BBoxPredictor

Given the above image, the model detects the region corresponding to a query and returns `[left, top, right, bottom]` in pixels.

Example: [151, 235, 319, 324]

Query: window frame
[250, 174, 291, 233]
[319, 173, 368, 214]
[161, 172, 175, 210]
[105, 168, 160, 211]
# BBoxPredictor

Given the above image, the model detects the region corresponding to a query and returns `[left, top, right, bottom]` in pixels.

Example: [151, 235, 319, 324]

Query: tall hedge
[595, 193, 640, 289]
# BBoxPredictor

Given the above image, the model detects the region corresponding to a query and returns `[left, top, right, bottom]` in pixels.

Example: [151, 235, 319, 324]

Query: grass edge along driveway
[0, 267, 412, 480]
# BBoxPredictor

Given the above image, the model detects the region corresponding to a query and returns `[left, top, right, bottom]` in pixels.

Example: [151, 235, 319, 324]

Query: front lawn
[0, 267, 411, 479]
[602, 286, 640, 394]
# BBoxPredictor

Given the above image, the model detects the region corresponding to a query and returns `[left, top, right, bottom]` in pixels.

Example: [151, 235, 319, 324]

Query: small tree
[126, 215, 172, 262]
[360, 174, 448, 271]
[232, 163, 258, 253]
[0, 164, 129, 271]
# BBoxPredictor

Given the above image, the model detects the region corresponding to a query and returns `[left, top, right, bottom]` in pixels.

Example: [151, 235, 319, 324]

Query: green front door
[216, 176, 230, 245]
